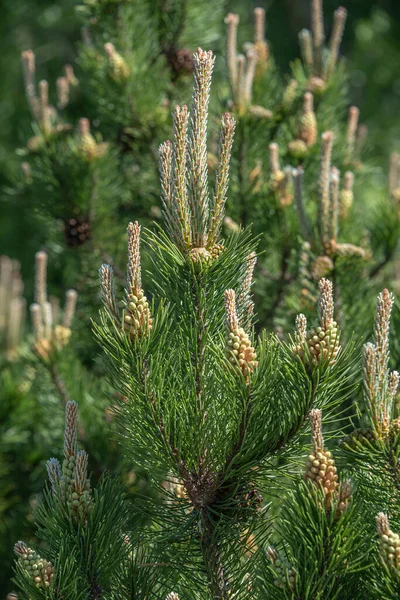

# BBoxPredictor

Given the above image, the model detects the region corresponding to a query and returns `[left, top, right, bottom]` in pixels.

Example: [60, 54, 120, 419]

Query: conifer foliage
[4, 0, 400, 598]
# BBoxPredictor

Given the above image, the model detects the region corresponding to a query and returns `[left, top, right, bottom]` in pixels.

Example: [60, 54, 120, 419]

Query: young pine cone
[266, 546, 296, 591]
[189, 244, 224, 266]
[310, 255, 334, 280]
[188, 247, 212, 265]
[341, 428, 376, 449]
[377, 513, 400, 576]
[14, 542, 54, 588]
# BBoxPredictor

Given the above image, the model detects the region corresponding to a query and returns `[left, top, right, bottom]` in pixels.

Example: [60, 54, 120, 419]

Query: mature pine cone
[64, 218, 92, 247]
[168, 48, 195, 77]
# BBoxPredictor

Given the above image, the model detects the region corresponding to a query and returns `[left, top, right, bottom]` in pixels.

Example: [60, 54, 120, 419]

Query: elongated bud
[126, 221, 141, 294]
[21, 49, 36, 90]
[209, 113, 236, 245]
[253, 8, 269, 69]
[340, 171, 354, 218]
[171, 104, 191, 251]
[310, 408, 323, 451]
[269, 143, 281, 174]
[64, 64, 78, 85]
[325, 7, 347, 78]
[225, 13, 240, 90]
[242, 47, 257, 106]
[79, 117, 90, 136]
[346, 106, 359, 161]
[159, 140, 174, 240]
[7, 297, 25, 353]
[296, 314, 307, 343]
[238, 252, 257, 330]
[39, 80, 48, 113]
[224, 289, 238, 332]
[99, 264, 118, 319]
[30, 303, 43, 341]
[363, 342, 380, 432]
[318, 278, 334, 329]
[293, 167, 312, 240]
[21, 49, 39, 118]
[166, 595, 180, 600]
[389, 371, 400, 404]
[46, 457, 62, 493]
[74, 450, 89, 494]
[374, 289, 393, 380]
[330, 166, 340, 242]
[63, 289, 77, 328]
[64, 400, 78, 461]
[254, 7, 265, 43]
[188, 48, 215, 248]
[298, 92, 317, 147]
[354, 124, 368, 164]
[57, 76, 69, 109]
[35, 251, 48, 306]
[318, 131, 334, 247]
[42, 301, 53, 340]
[311, 0, 325, 74]
[389, 153, 400, 198]
[299, 29, 314, 71]
[104, 42, 130, 81]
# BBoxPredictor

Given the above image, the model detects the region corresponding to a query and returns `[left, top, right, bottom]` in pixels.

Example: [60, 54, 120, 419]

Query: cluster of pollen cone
[377, 513, 400, 575]
[224, 289, 258, 381]
[14, 542, 54, 589]
[292, 278, 340, 368]
[305, 409, 351, 515]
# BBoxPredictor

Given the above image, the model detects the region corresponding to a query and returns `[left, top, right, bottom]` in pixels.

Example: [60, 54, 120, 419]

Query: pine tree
[3, 0, 400, 598]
